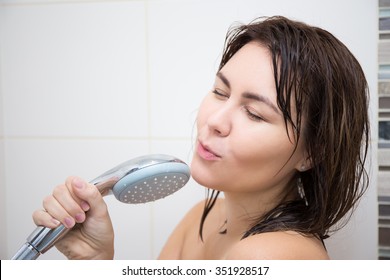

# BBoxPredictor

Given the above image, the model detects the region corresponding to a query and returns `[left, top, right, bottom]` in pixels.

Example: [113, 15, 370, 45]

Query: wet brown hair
[199, 16, 370, 242]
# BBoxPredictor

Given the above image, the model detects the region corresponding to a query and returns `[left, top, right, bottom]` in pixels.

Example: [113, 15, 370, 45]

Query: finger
[32, 209, 61, 228]
[64, 176, 91, 212]
[42, 193, 79, 228]
[71, 177, 108, 220]
[54, 180, 88, 224]
[43, 178, 88, 228]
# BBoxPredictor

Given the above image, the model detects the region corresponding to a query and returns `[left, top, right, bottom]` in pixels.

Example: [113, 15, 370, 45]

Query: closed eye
[244, 107, 265, 122]
[212, 89, 229, 99]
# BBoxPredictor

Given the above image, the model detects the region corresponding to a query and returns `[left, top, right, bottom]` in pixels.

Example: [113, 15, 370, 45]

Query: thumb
[71, 177, 108, 218]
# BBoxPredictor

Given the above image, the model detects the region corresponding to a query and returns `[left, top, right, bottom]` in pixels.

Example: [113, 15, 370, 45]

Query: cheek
[229, 126, 298, 171]
[226, 137, 298, 191]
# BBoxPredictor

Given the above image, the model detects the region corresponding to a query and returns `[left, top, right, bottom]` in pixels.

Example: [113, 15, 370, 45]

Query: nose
[207, 104, 232, 137]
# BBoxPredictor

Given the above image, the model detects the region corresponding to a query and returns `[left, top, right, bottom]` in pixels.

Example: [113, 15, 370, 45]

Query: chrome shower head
[12, 154, 190, 260]
[92, 154, 190, 203]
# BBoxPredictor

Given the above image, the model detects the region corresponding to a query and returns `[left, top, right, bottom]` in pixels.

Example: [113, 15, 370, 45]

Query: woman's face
[191, 42, 307, 196]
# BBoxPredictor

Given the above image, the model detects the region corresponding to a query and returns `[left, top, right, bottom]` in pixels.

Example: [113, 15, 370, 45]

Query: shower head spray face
[12, 154, 190, 260]
[113, 164, 190, 204]
[92, 154, 190, 203]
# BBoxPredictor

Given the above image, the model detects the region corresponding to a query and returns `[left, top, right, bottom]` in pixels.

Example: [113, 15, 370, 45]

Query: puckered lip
[197, 140, 222, 159]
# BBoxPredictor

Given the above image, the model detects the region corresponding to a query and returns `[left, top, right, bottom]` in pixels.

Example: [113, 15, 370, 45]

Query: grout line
[2, 135, 192, 141]
[143, 0, 155, 259]
[0, 0, 143, 7]
[0, 27, 7, 258]
[144, 0, 152, 151]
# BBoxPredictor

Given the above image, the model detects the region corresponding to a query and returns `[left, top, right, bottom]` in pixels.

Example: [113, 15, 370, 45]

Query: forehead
[218, 42, 276, 95]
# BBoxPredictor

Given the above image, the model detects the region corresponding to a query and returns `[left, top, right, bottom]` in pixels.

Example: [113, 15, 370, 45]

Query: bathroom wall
[0, 38, 6, 259]
[0, 0, 378, 259]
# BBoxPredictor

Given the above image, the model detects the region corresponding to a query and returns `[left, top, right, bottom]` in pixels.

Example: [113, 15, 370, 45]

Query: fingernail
[64, 217, 75, 228]
[81, 201, 90, 212]
[73, 178, 84, 189]
[51, 218, 60, 226]
[75, 213, 85, 223]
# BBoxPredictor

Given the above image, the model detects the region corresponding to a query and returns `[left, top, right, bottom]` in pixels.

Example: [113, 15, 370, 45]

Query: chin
[190, 164, 222, 192]
[190, 154, 232, 193]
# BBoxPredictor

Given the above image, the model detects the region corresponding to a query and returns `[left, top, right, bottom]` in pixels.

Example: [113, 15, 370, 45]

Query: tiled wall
[0, 52, 5, 258]
[378, 0, 390, 259]
[0, 0, 378, 259]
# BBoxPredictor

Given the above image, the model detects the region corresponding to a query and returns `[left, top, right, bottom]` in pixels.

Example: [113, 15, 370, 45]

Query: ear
[295, 152, 313, 172]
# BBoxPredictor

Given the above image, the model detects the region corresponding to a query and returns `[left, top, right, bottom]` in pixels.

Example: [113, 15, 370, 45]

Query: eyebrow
[216, 72, 280, 114]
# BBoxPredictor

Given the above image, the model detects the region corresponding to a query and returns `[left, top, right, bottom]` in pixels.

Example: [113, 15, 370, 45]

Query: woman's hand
[32, 176, 114, 259]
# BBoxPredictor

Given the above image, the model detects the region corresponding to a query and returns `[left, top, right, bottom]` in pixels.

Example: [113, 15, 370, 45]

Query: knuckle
[52, 184, 67, 197]
[32, 209, 41, 220]
[90, 186, 103, 202]
[42, 195, 53, 207]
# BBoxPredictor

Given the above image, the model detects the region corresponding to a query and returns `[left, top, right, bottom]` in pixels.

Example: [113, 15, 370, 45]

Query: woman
[33, 16, 369, 259]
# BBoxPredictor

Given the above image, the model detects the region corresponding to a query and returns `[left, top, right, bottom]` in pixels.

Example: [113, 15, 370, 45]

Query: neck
[221, 188, 287, 238]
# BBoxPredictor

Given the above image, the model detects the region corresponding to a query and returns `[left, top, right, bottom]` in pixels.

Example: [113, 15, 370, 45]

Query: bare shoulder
[226, 231, 330, 260]
[158, 200, 204, 259]
[158, 198, 225, 259]
[180, 197, 225, 225]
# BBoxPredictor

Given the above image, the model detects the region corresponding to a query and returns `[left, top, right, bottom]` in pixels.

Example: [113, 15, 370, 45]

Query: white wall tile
[325, 172, 378, 259]
[0, 0, 93, 4]
[1, 1, 149, 138]
[0, 139, 6, 260]
[378, 170, 390, 196]
[0, 6, 6, 259]
[147, 0, 234, 138]
[379, 148, 390, 166]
